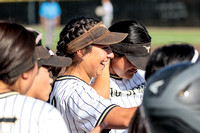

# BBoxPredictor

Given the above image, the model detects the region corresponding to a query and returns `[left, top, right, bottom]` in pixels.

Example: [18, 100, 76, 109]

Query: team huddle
[0, 16, 199, 133]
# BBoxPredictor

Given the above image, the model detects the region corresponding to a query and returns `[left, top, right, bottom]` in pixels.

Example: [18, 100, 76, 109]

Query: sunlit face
[26, 66, 53, 101]
[82, 45, 114, 78]
[110, 55, 137, 79]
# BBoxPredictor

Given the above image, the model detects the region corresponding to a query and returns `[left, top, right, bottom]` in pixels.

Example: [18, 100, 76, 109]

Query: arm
[90, 122, 108, 133]
[91, 60, 110, 99]
[104, 106, 138, 129]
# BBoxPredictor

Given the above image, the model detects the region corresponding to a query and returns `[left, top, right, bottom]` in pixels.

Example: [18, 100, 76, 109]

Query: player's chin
[124, 73, 134, 79]
[95, 69, 104, 77]
[42, 95, 50, 102]
[43, 87, 52, 101]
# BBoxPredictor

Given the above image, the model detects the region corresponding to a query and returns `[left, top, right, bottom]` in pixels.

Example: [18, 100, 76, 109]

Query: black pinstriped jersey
[109, 71, 145, 133]
[0, 91, 67, 133]
[110, 71, 145, 107]
[49, 75, 118, 133]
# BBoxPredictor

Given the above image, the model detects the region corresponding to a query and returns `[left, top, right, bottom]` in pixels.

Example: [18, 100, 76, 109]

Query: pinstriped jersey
[110, 71, 145, 107]
[0, 91, 67, 133]
[49, 75, 118, 133]
[109, 71, 145, 133]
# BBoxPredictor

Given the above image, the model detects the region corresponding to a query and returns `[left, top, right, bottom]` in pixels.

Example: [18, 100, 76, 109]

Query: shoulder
[55, 75, 89, 87]
[53, 75, 92, 98]
[24, 96, 57, 111]
[137, 69, 146, 78]
[4, 94, 61, 120]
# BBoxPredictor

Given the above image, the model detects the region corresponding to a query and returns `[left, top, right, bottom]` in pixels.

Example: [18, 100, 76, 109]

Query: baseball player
[25, 27, 106, 133]
[128, 44, 199, 133]
[25, 28, 72, 101]
[92, 20, 151, 133]
[49, 16, 138, 132]
[0, 21, 68, 133]
[108, 20, 151, 106]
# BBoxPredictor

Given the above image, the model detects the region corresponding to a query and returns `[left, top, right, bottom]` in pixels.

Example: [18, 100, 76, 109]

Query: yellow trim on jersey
[110, 74, 122, 80]
[0, 91, 19, 98]
[95, 104, 118, 126]
[56, 75, 89, 85]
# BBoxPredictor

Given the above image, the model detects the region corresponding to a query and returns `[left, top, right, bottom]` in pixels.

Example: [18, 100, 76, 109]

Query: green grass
[29, 25, 200, 50]
[148, 27, 200, 46]
[30, 25, 63, 50]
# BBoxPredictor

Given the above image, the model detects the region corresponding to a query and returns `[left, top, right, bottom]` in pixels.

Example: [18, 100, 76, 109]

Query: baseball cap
[110, 42, 151, 70]
[66, 22, 128, 54]
[26, 27, 72, 68]
[36, 46, 72, 68]
[142, 62, 200, 133]
[108, 20, 151, 70]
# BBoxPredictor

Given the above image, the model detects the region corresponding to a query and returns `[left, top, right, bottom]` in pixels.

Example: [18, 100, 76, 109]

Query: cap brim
[94, 32, 128, 45]
[125, 54, 150, 70]
[38, 55, 72, 68]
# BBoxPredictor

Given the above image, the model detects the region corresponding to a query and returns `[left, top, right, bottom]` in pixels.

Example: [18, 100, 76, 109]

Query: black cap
[110, 42, 151, 70]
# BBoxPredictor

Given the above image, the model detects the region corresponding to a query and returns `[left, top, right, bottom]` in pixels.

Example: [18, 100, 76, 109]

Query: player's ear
[21, 72, 29, 79]
[21, 63, 38, 80]
[77, 49, 85, 58]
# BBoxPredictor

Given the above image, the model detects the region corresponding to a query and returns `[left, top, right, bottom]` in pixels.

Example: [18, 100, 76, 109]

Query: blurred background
[1, 0, 200, 50]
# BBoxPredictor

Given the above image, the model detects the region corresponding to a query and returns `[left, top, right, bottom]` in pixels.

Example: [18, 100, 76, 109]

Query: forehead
[112, 55, 127, 62]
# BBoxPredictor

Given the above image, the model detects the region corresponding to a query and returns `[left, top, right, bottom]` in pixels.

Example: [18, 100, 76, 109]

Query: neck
[64, 65, 91, 84]
[0, 81, 14, 93]
[109, 63, 116, 75]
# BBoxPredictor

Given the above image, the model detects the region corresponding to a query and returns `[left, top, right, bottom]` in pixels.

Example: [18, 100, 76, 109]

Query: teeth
[101, 62, 107, 65]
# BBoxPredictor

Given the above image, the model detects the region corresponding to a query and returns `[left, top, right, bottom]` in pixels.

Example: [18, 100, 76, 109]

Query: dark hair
[0, 22, 35, 84]
[109, 20, 151, 45]
[128, 107, 146, 133]
[145, 43, 195, 80]
[56, 16, 100, 59]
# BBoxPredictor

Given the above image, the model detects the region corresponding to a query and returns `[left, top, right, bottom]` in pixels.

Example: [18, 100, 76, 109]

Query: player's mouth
[128, 68, 137, 74]
[100, 61, 108, 69]
[101, 61, 107, 66]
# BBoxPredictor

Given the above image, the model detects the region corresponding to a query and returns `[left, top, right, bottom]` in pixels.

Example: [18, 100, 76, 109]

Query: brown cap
[26, 27, 72, 68]
[36, 46, 72, 68]
[67, 22, 128, 53]
[111, 42, 151, 70]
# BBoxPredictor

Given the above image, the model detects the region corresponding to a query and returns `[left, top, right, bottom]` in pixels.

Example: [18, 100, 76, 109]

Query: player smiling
[49, 16, 138, 132]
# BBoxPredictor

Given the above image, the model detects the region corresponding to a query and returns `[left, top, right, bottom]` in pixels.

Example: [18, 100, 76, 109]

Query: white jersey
[0, 91, 67, 133]
[49, 75, 118, 133]
[109, 71, 145, 133]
